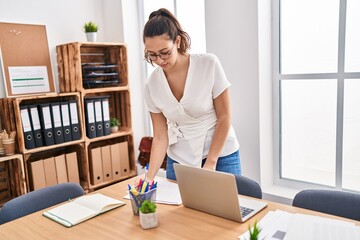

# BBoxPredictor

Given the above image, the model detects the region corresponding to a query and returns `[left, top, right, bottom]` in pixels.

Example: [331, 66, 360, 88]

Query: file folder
[90, 147, 103, 185]
[50, 102, 64, 144]
[94, 99, 104, 137]
[65, 152, 80, 183]
[60, 102, 72, 142]
[110, 143, 121, 180]
[28, 104, 44, 148]
[30, 160, 46, 190]
[101, 97, 111, 136]
[20, 105, 36, 149]
[85, 99, 96, 139]
[43, 157, 57, 186]
[55, 154, 68, 183]
[101, 145, 113, 182]
[119, 141, 130, 177]
[39, 104, 55, 146]
[69, 100, 81, 141]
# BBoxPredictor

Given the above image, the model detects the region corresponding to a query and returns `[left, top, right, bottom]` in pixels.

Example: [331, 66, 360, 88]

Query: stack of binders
[84, 96, 111, 139]
[20, 101, 81, 150]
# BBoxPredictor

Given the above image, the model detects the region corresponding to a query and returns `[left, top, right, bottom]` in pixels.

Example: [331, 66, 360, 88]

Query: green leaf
[83, 21, 99, 32]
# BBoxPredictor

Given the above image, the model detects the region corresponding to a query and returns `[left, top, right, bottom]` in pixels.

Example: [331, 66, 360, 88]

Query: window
[274, 0, 360, 191]
[140, 0, 206, 77]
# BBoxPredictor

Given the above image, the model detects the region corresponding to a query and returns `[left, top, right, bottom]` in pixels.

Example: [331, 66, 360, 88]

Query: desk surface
[0, 177, 359, 240]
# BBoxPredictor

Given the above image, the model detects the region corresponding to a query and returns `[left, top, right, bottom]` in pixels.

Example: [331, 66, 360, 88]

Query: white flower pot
[86, 32, 97, 42]
[139, 212, 158, 229]
[111, 126, 118, 133]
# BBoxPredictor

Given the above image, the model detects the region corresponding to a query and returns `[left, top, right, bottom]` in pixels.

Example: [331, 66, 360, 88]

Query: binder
[94, 99, 104, 137]
[119, 141, 130, 177]
[69, 100, 81, 141]
[110, 143, 121, 180]
[20, 105, 36, 149]
[38, 104, 55, 146]
[55, 154, 68, 183]
[101, 145, 113, 182]
[30, 160, 46, 190]
[85, 99, 96, 139]
[50, 102, 64, 144]
[65, 152, 80, 183]
[28, 104, 44, 148]
[101, 97, 111, 136]
[60, 102, 72, 142]
[43, 157, 57, 186]
[90, 147, 103, 185]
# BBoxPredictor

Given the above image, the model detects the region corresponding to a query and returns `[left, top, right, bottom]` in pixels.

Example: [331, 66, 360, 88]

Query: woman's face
[144, 34, 179, 69]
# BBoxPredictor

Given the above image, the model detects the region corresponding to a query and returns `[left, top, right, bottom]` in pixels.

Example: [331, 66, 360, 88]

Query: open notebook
[43, 193, 125, 227]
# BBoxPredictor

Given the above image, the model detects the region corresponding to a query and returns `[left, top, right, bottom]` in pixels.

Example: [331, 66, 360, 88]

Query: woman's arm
[203, 89, 232, 170]
[146, 112, 168, 182]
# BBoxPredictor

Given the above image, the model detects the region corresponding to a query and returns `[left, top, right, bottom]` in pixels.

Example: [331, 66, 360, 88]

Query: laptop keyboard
[240, 206, 254, 217]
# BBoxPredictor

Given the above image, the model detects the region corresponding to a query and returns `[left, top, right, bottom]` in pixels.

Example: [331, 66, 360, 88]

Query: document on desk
[239, 210, 360, 240]
[284, 213, 360, 240]
[124, 178, 182, 205]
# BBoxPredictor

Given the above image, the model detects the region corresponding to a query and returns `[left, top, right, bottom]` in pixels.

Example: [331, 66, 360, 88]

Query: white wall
[205, 0, 261, 183]
[0, 0, 147, 162]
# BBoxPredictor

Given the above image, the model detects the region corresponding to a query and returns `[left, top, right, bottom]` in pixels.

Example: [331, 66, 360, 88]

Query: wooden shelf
[0, 42, 135, 200]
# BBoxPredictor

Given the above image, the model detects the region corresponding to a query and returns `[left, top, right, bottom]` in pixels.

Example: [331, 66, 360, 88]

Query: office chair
[0, 182, 84, 224]
[234, 175, 262, 199]
[292, 189, 360, 221]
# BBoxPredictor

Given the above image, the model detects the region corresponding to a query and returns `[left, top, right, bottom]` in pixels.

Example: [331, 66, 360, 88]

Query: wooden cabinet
[56, 42, 136, 191]
[0, 42, 135, 198]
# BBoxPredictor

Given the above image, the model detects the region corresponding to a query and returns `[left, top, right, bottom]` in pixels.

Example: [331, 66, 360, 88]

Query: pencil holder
[129, 187, 157, 215]
[2, 139, 15, 155]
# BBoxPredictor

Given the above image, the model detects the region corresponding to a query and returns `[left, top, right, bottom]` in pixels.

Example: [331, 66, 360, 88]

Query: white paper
[239, 210, 360, 240]
[284, 213, 359, 240]
[8, 66, 50, 94]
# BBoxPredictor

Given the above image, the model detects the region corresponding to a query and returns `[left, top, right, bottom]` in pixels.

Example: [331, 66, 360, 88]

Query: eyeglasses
[145, 45, 174, 62]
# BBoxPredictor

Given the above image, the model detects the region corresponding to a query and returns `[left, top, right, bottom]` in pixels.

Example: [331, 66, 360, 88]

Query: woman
[143, 8, 241, 182]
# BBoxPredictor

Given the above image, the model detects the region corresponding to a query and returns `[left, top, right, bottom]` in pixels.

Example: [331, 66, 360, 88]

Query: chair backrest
[0, 182, 84, 224]
[292, 189, 360, 221]
[234, 175, 262, 199]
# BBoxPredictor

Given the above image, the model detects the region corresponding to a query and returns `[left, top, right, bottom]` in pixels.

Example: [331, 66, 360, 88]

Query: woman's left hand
[202, 159, 217, 171]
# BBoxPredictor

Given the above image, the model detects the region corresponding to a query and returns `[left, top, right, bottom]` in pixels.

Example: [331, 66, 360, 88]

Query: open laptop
[174, 164, 268, 222]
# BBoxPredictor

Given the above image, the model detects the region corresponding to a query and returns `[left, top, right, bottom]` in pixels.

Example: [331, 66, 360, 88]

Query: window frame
[272, 0, 360, 191]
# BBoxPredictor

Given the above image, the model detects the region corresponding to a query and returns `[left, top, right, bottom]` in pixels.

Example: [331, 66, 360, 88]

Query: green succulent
[110, 117, 119, 127]
[83, 21, 99, 33]
[139, 200, 157, 214]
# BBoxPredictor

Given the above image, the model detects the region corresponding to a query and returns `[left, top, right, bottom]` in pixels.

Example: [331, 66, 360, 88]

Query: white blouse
[144, 53, 239, 167]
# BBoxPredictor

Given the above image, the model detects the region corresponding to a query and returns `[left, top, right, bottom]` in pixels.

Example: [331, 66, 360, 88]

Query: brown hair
[143, 8, 191, 55]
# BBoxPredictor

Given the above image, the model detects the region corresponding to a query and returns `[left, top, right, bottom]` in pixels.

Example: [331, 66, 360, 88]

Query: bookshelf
[56, 42, 136, 191]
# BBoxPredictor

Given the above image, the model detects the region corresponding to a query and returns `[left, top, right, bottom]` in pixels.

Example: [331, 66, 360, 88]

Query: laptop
[174, 164, 268, 222]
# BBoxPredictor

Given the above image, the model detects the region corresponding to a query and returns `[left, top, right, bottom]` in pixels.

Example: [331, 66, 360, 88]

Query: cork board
[0, 22, 55, 97]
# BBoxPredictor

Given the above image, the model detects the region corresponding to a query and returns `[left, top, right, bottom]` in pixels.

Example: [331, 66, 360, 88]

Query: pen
[128, 184, 139, 196]
[138, 178, 143, 191]
[141, 181, 148, 193]
[145, 163, 149, 181]
[149, 180, 154, 190]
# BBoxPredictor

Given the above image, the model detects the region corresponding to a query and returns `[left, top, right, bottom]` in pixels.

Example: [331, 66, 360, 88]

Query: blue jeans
[166, 150, 241, 180]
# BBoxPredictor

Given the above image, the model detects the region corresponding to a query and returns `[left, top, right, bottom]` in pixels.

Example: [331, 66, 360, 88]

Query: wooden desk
[0, 177, 359, 240]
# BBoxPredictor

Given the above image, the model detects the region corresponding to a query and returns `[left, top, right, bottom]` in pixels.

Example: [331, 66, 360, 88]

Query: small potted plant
[83, 21, 99, 42]
[110, 117, 120, 133]
[248, 220, 261, 240]
[139, 200, 158, 229]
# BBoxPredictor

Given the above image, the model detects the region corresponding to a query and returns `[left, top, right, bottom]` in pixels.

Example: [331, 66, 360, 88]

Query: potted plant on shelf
[110, 117, 120, 133]
[83, 21, 99, 42]
[139, 200, 158, 229]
